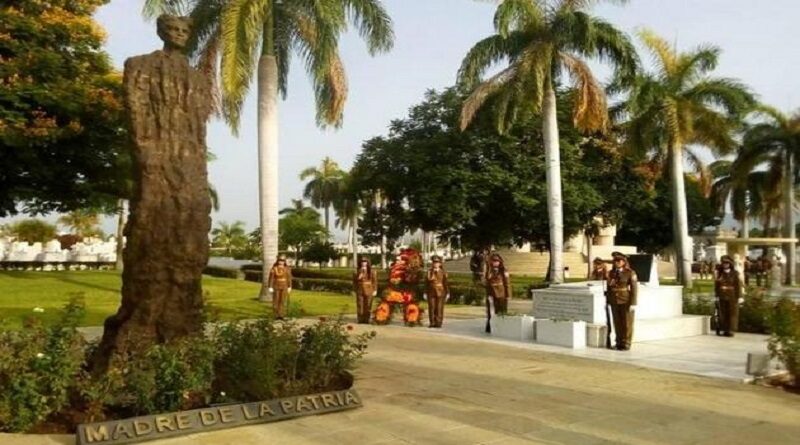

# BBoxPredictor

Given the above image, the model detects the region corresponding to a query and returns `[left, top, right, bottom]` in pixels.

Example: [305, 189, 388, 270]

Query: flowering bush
[768, 298, 800, 387]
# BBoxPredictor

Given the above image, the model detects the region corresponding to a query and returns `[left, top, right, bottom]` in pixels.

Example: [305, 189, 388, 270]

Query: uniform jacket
[353, 268, 378, 296]
[715, 269, 742, 301]
[426, 268, 449, 298]
[268, 265, 292, 290]
[606, 267, 638, 305]
[485, 268, 511, 299]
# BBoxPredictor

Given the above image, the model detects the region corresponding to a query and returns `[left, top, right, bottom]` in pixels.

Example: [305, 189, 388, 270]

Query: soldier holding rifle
[714, 255, 743, 337]
[484, 253, 511, 333]
[606, 252, 638, 351]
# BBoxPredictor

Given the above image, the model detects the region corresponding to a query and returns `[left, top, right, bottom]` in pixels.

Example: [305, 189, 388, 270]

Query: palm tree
[619, 30, 754, 287]
[143, 0, 393, 299]
[457, 0, 638, 283]
[737, 109, 800, 283]
[333, 172, 363, 267]
[58, 209, 102, 238]
[300, 157, 346, 232]
[211, 220, 248, 256]
[280, 199, 319, 219]
[710, 157, 752, 241]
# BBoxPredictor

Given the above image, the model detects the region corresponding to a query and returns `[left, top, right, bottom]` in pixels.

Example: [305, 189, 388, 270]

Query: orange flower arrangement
[372, 248, 424, 326]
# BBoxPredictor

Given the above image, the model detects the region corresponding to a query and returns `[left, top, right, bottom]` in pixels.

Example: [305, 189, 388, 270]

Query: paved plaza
[7, 315, 798, 445]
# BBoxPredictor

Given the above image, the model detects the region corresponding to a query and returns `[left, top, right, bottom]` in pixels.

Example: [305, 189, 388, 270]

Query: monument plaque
[533, 293, 594, 320]
[76, 389, 362, 445]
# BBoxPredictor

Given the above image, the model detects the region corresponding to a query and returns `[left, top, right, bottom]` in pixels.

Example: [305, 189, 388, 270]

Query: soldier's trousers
[356, 292, 373, 324]
[428, 295, 445, 327]
[719, 298, 739, 333]
[273, 288, 288, 318]
[493, 297, 508, 315]
[610, 304, 634, 349]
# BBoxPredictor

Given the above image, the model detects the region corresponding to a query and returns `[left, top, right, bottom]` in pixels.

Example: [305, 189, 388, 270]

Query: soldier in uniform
[590, 257, 608, 280]
[353, 257, 378, 324]
[715, 255, 742, 337]
[425, 255, 450, 328]
[485, 253, 511, 315]
[606, 251, 638, 351]
[267, 255, 292, 319]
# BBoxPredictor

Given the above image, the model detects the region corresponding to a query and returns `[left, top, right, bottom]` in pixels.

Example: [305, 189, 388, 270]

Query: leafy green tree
[279, 207, 326, 258]
[301, 240, 339, 268]
[350, 88, 647, 257]
[144, 0, 394, 299]
[456, 0, 638, 283]
[7, 219, 57, 243]
[0, 0, 128, 216]
[618, 30, 755, 286]
[300, 157, 346, 232]
[211, 220, 248, 256]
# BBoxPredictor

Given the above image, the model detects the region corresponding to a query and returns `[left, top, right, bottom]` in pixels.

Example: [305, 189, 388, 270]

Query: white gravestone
[489, 315, 535, 342]
[8, 241, 41, 262]
[535, 319, 587, 349]
[38, 239, 68, 262]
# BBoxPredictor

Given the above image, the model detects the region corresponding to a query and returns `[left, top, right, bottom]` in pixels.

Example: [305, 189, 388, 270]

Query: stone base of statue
[532, 281, 709, 348]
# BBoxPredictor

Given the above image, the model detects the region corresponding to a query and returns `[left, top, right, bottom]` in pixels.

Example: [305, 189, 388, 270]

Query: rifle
[603, 280, 613, 349]
[485, 295, 494, 333]
[713, 296, 721, 336]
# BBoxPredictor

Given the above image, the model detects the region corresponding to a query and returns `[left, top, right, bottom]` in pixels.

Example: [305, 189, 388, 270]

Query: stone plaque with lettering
[533, 294, 594, 321]
[76, 389, 362, 445]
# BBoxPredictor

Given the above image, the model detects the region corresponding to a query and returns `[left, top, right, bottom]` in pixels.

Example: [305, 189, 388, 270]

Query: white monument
[531, 257, 709, 348]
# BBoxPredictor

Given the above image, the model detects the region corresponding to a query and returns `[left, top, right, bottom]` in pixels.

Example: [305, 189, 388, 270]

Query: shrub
[0, 302, 375, 433]
[0, 297, 86, 432]
[768, 298, 800, 387]
[203, 266, 241, 279]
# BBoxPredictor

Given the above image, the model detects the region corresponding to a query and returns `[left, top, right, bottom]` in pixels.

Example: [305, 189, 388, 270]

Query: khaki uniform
[485, 268, 511, 315]
[426, 268, 449, 327]
[353, 268, 378, 324]
[268, 265, 292, 318]
[715, 269, 742, 334]
[606, 267, 638, 350]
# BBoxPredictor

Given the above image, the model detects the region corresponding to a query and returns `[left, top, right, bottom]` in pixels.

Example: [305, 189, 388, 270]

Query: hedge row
[203, 266, 241, 279]
[683, 288, 800, 334]
[242, 271, 531, 304]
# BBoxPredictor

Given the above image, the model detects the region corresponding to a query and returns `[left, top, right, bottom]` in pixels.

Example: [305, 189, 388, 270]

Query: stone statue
[95, 15, 212, 368]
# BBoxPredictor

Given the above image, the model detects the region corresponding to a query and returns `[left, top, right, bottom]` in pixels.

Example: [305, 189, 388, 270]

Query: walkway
[9, 321, 799, 445]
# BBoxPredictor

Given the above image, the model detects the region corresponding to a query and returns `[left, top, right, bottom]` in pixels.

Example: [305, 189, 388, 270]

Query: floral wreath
[373, 248, 423, 326]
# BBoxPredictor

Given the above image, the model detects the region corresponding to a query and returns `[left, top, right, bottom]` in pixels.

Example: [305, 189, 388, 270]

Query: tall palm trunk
[741, 214, 749, 257]
[670, 143, 693, 288]
[784, 151, 796, 285]
[257, 52, 280, 301]
[351, 215, 358, 268]
[542, 79, 564, 283]
[115, 199, 127, 271]
[324, 205, 330, 233]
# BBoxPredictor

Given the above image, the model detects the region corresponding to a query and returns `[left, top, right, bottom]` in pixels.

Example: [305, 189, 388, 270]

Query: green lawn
[0, 271, 354, 329]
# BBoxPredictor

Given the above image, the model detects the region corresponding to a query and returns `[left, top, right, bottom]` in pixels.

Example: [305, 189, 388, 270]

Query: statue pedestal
[531, 281, 708, 347]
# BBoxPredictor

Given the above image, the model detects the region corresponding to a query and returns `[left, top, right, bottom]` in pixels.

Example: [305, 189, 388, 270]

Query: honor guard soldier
[715, 255, 743, 337]
[353, 257, 378, 324]
[268, 255, 292, 319]
[606, 252, 638, 350]
[485, 253, 511, 315]
[590, 257, 608, 280]
[425, 256, 450, 328]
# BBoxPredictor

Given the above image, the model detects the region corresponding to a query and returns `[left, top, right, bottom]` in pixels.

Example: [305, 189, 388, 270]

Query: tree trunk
[586, 231, 593, 279]
[257, 54, 280, 301]
[94, 48, 212, 371]
[542, 79, 564, 283]
[670, 143, 693, 288]
[380, 234, 387, 269]
[784, 151, 796, 285]
[114, 199, 126, 271]
[741, 213, 749, 257]
[352, 215, 358, 268]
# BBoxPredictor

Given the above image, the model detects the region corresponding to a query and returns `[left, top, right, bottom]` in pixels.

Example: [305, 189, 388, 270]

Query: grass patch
[0, 271, 353, 329]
